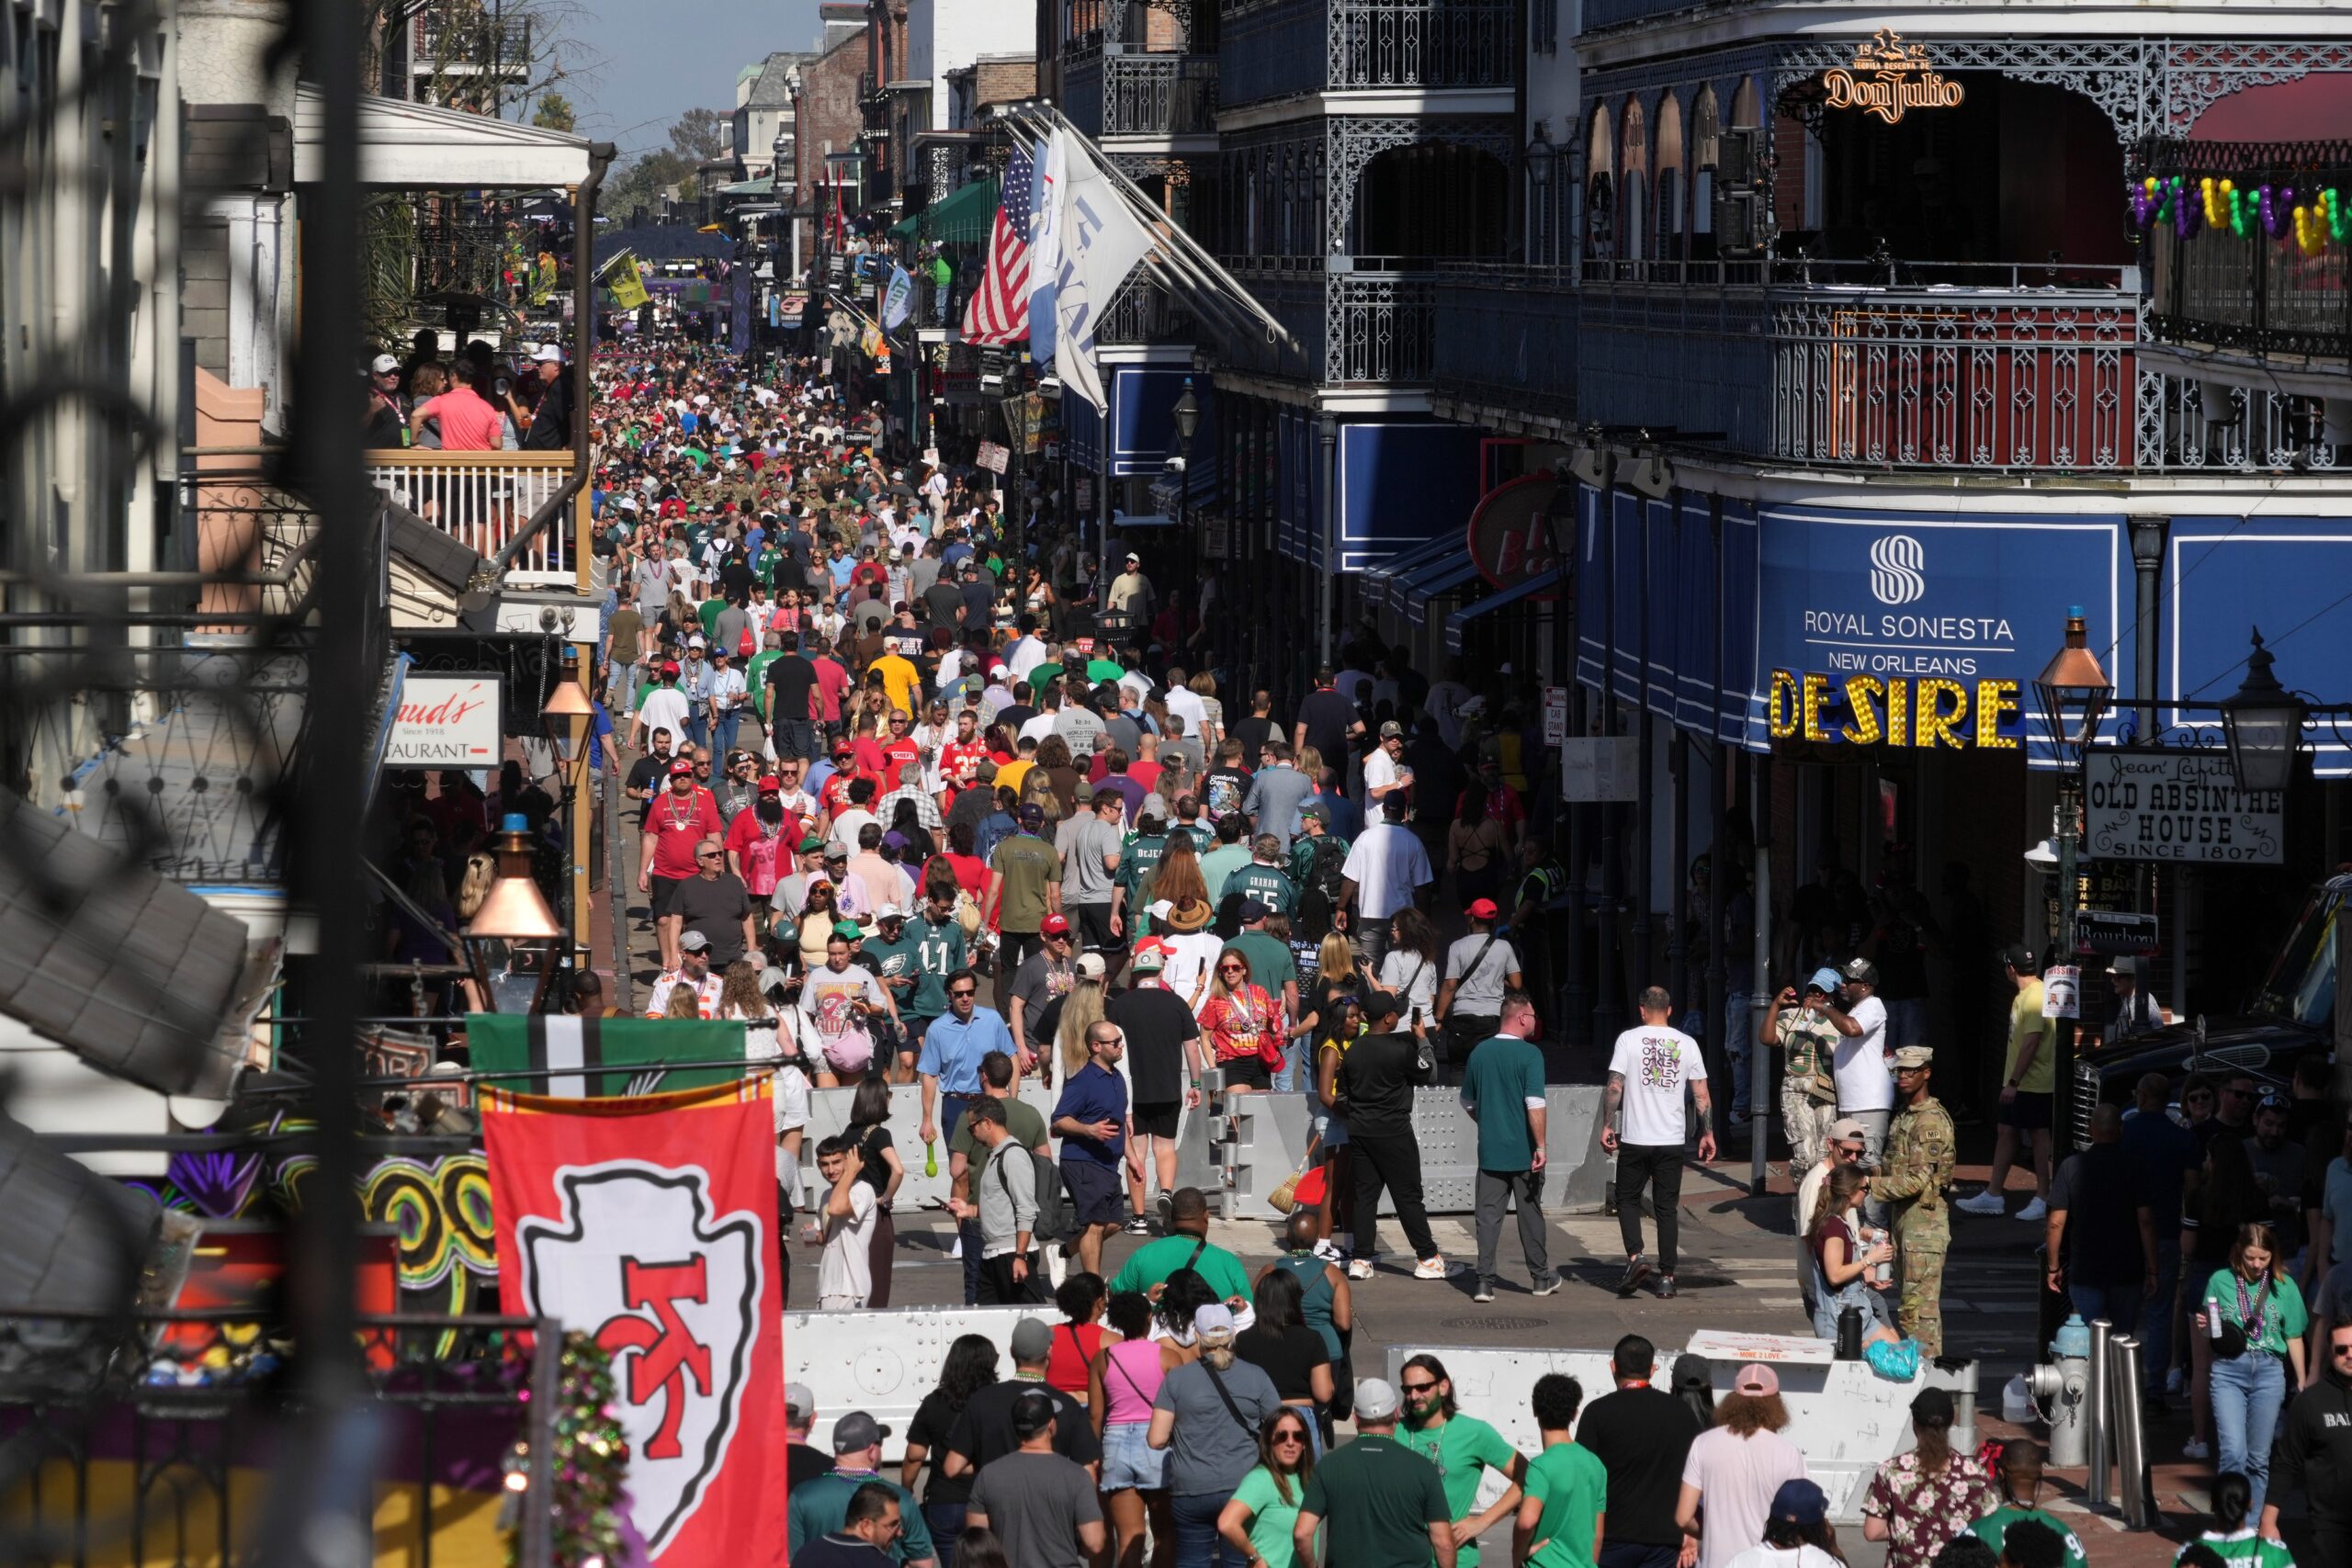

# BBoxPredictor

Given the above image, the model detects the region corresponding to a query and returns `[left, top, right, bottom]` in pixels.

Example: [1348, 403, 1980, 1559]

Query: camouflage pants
[1781, 1084, 1838, 1175]
[1897, 1234, 1948, 1357]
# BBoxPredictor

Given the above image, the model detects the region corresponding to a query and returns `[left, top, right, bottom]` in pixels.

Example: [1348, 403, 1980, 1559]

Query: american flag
[962, 145, 1034, 344]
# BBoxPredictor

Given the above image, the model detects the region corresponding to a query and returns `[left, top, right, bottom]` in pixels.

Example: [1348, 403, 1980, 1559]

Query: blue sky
[563, 0, 822, 157]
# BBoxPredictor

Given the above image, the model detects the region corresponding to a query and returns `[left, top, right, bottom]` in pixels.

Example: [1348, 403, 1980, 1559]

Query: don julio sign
[2084, 750, 2284, 865]
[1822, 29, 1966, 126]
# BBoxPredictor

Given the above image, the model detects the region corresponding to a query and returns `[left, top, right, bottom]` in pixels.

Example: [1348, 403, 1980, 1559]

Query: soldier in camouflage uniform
[1871, 1043, 1956, 1355]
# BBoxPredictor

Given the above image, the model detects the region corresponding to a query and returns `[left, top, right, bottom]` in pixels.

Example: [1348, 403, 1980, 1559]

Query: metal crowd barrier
[781, 1304, 1049, 1454]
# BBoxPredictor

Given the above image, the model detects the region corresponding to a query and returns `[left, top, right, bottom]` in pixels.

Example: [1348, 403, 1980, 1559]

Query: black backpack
[994, 1145, 1075, 1248]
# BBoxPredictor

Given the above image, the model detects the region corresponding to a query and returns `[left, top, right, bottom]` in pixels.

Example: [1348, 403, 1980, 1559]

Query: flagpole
[1006, 102, 1297, 352]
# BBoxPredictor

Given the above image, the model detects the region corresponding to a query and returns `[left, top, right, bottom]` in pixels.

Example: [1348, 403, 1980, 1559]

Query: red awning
[2190, 75, 2352, 141]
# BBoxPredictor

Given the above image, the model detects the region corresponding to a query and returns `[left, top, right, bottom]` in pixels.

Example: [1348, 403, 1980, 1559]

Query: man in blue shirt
[1052, 1020, 1132, 1275]
[918, 967, 1016, 1145]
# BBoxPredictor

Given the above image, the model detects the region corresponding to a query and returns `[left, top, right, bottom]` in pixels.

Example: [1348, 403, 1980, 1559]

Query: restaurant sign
[1823, 29, 1966, 126]
[2083, 750, 2284, 865]
[387, 675, 503, 768]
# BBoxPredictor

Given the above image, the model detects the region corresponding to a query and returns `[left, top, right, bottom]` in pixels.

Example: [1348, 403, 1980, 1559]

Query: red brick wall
[973, 58, 1036, 107]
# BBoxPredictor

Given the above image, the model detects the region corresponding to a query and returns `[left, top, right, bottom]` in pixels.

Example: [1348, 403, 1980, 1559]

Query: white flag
[1027, 131, 1066, 364]
[1050, 137, 1157, 412]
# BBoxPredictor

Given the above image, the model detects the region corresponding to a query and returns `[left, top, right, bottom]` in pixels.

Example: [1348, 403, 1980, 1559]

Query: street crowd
[367, 335, 2352, 1565]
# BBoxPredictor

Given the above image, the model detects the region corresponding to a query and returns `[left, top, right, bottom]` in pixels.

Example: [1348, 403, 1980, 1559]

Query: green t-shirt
[1520, 1441, 1606, 1568]
[1297, 1434, 1448, 1568]
[989, 831, 1063, 934]
[1227, 863, 1297, 919]
[698, 597, 726, 639]
[745, 649, 783, 716]
[1117, 832, 1167, 906]
[1230, 1465, 1305, 1568]
[1970, 1506, 2087, 1568]
[1227, 931, 1297, 998]
[2175, 1530, 2298, 1568]
[787, 1471, 933, 1562]
[949, 1095, 1047, 1185]
[1459, 1034, 1546, 1172]
[861, 930, 927, 1013]
[1106, 1233, 1254, 1303]
[2202, 1268, 2309, 1355]
[1396, 1416, 1522, 1568]
[903, 916, 968, 1019]
[1085, 659, 1126, 685]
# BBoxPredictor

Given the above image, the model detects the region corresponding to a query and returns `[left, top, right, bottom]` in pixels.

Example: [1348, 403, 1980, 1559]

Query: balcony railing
[412, 9, 531, 73]
[1216, 263, 1432, 386]
[1062, 53, 1218, 139]
[366, 449, 574, 577]
[1432, 266, 1577, 422]
[1218, 0, 1514, 109]
[1577, 0, 1697, 29]
[2139, 138, 2352, 360]
[1100, 276, 1201, 345]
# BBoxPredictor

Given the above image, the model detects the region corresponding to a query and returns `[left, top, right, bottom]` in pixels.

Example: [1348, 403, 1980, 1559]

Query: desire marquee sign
[1822, 30, 1966, 126]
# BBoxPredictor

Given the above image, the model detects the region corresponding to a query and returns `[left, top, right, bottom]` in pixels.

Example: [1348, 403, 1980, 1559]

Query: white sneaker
[1413, 1256, 1451, 1280]
[1312, 1238, 1342, 1263]
[2183, 1437, 2211, 1461]
[2015, 1198, 2049, 1224]
[1955, 1191, 2007, 1216]
[1346, 1258, 1376, 1281]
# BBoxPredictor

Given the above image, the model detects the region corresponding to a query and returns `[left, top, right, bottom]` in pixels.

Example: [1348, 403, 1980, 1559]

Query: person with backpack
[1433, 897, 1525, 1080]
[1286, 805, 1350, 945]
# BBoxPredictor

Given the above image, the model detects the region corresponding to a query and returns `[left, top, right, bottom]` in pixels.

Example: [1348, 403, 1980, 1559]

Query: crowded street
[7, 2, 2352, 1568]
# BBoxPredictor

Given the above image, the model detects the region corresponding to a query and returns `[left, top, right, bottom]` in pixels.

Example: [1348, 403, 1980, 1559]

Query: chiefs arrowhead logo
[515, 1163, 763, 1553]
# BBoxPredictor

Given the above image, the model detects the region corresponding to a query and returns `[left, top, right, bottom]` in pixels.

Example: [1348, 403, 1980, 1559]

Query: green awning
[715, 175, 773, 197]
[889, 211, 921, 238]
[918, 175, 1001, 245]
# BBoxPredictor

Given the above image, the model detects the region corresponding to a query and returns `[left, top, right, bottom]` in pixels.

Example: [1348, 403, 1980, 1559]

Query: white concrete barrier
[1384, 1330, 1979, 1524]
[783, 1304, 1046, 1455]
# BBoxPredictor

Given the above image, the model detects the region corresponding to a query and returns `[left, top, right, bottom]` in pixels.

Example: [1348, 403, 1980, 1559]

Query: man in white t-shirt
[815, 1134, 878, 1310]
[1338, 794, 1433, 971]
[1602, 985, 1715, 1299]
[1363, 719, 1413, 807]
[1826, 957, 1894, 1173]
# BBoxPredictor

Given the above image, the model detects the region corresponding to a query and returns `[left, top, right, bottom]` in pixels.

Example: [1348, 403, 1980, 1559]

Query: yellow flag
[607, 255, 650, 310]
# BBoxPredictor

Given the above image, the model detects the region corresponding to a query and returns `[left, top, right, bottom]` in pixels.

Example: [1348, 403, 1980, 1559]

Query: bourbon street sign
[1823, 29, 1967, 126]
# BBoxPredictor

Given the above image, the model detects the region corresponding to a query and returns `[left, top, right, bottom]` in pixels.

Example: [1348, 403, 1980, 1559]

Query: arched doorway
[1351, 141, 1510, 259]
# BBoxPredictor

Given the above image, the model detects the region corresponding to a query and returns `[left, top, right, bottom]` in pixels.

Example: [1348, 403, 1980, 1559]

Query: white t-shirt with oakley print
[1609, 1023, 1702, 1147]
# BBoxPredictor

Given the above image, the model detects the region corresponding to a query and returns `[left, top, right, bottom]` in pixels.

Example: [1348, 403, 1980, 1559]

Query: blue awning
[1446, 568, 1564, 651]
[1400, 555, 1482, 624]
[1360, 532, 1455, 612]
[2168, 516, 2352, 775]
[1574, 484, 1758, 747]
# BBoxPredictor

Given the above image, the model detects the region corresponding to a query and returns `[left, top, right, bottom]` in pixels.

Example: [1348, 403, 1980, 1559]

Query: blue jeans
[607, 660, 642, 716]
[713, 708, 742, 757]
[2069, 1280, 2144, 1338]
[924, 1503, 967, 1568]
[1172, 1492, 1244, 1568]
[2211, 1349, 2288, 1513]
[1274, 1035, 1306, 1092]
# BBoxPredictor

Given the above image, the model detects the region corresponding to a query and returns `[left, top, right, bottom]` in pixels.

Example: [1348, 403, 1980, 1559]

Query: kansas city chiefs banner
[483, 1079, 787, 1568]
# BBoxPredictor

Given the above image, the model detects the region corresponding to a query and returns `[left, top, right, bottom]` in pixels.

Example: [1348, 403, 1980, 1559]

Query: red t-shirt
[726, 809, 798, 897]
[924, 852, 989, 898]
[1459, 784, 1529, 830]
[1128, 759, 1163, 796]
[647, 788, 722, 879]
[940, 739, 989, 791]
[419, 387, 505, 451]
[812, 658, 850, 722]
[880, 737, 922, 793]
[820, 772, 860, 816]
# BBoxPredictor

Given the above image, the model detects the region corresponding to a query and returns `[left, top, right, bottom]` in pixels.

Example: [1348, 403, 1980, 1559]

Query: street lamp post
[1171, 377, 1200, 596]
[2222, 627, 2308, 795]
[2033, 605, 2112, 1145]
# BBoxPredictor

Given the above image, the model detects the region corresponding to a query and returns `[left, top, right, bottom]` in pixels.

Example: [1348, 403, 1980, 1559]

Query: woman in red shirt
[923, 820, 989, 902]
[1044, 1272, 1108, 1396]
[1199, 948, 1279, 1094]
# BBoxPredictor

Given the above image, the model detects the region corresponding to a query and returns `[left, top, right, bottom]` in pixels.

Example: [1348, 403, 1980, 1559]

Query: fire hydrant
[2027, 1313, 2093, 1468]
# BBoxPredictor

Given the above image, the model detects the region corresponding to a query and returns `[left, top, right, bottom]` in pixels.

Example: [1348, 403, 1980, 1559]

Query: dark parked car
[2070, 872, 2346, 1147]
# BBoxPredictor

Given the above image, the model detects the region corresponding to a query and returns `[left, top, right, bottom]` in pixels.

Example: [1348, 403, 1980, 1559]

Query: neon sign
[1821, 29, 1966, 126]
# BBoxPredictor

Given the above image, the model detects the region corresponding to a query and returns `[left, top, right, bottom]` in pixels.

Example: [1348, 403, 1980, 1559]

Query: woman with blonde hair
[1290, 931, 1363, 1050]
[1055, 969, 1111, 1084]
[1188, 671, 1225, 750]
[1199, 948, 1280, 1093]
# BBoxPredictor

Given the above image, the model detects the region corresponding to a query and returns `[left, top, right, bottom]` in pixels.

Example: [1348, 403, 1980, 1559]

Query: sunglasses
[1272, 1430, 1308, 1445]
[1400, 1382, 1438, 1394]
[696, 850, 722, 859]
[1218, 963, 1246, 974]
[949, 987, 978, 998]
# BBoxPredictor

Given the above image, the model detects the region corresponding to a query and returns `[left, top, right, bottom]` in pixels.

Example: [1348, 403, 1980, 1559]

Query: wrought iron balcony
[1063, 53, 1220, 139]
[1432, 266, 1577, 423]
[411, 8, 531, 73]
[2139, 140, 2352, 361]
[1218, 0, 1515, 110]
[1099, 275, 1201, 345]
[1216, 261, 1433, 387]
[1577, 0, 1700, 30]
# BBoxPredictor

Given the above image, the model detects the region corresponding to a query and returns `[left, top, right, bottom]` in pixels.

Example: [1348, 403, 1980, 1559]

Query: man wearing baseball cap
[1293, 1376, 1450, 1568]
[786, 1411, 937, 1568]
[639, 758, 723, 972]
[1875, 1043, 1957, 1355]
[1435, 897, 1523, 1077]
[1766, 968, 1849, 1174]
[1107, 939, 1204, 1230]
[1675, 1365, 1804, 1568]
[364, 354, 405, 446]
[785, 1382, 831, 1488]
[631, 659, 693, 755]
[521, 340, 572, 451]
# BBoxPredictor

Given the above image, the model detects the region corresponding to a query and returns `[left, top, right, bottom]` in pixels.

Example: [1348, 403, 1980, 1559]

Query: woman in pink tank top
[1091, 1292, 1196, 1568]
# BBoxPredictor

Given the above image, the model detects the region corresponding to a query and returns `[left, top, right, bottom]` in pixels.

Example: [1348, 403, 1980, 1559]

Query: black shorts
[650, 873, 693, 919]
[1073, 903, 1119, 953]
[2002, 1089, 2053, 1132]
[1061, 1158, 1125, 1227]
[1132, 1100, 1182, 1139]
[1218, 1056, 1271, 1090]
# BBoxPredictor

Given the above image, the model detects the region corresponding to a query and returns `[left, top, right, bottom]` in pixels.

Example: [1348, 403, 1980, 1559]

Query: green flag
[465, 1014, 744, 1098]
